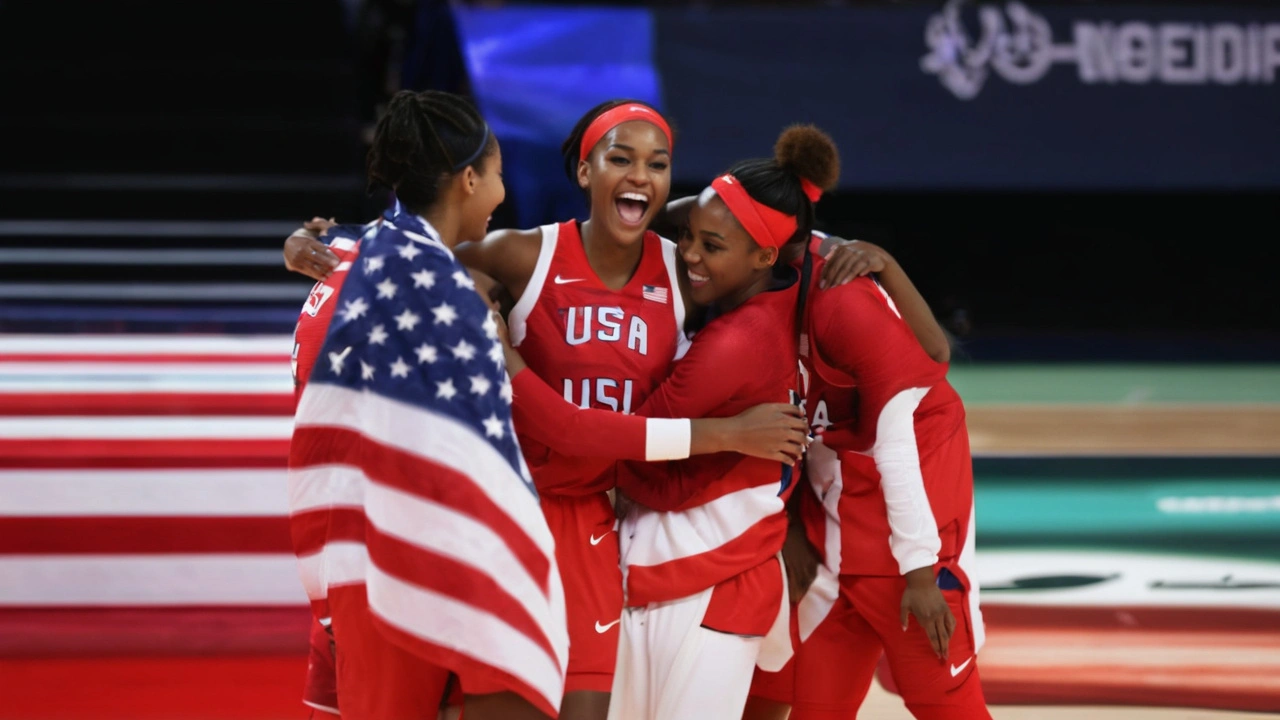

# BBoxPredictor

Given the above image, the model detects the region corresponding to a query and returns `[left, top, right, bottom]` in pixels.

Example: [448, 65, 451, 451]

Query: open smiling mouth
[616, 192, 649, 226]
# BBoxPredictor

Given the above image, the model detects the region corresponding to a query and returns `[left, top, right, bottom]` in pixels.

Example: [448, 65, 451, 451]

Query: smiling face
[679, 186, 778, 311]
[577, 120, 672, 247]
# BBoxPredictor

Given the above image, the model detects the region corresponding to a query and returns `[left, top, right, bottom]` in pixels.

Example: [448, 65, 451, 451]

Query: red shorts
[541, 492, 623, 693]
[327, 585, 505, 720]
[750, 571, 989, 719]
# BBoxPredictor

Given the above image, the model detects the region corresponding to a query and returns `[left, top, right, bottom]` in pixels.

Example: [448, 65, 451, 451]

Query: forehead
[689, 190, 747, 239]
[603, 120, 670, 151]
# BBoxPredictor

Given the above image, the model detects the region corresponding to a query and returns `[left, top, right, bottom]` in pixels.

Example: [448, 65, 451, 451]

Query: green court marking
[948, 364, 1280, 404]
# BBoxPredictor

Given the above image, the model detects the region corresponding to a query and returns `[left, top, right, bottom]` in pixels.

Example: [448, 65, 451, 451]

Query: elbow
[930, 345, 951, 365]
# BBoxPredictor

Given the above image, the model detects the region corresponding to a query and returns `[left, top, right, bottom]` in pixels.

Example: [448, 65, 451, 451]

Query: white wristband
[645, 418, 692, 461]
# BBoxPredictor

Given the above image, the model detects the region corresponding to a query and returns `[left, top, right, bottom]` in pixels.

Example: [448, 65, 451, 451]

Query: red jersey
[292, 233, 362, 404]
[508, 220, 686, 495]
[510, 276, 801, 636]
[799, 237, 972, 578]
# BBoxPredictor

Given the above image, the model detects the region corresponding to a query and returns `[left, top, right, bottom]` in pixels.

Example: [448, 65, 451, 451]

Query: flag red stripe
[290, 426, 550, 592]
[367, 526, 559, 664]
[0, 393, 293, 416]
[290, 507, 367, 556]
[0, 439, 289, 468]
[626, 514, 785, 607]
[0, 354, 290, 364]
[372, 615, 560, 719]
[0, 517, 292, 554]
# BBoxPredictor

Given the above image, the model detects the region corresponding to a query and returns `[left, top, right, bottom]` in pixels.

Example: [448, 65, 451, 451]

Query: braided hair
[366, 89, 494, 216]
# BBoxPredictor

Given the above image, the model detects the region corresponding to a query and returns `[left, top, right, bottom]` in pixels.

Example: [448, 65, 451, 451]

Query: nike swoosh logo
[554, 275, 584, 285]
[589, 532, 609, 546]
[594, 619, 621, 633]
[950, 656, 973, 677]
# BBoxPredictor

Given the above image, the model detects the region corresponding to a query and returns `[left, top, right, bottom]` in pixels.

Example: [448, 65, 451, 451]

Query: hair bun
[774, 124, 840, 192]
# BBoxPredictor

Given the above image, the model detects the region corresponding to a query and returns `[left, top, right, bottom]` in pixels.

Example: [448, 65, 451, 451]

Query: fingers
[940, 608, 956, 659]
[819, 254, 847, 289]
[924, 617, 944, 660]
[307, 241, 341, 268]
[770, 447, 803, 465]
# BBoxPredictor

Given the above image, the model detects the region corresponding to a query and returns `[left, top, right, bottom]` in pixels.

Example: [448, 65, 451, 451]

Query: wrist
[698, 417, 734, 454]
[904, 565, 934, 588]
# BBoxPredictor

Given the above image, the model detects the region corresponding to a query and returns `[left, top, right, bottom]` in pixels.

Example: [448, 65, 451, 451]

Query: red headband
[579, 104, 673, 161]
[711, 174, 801, 250]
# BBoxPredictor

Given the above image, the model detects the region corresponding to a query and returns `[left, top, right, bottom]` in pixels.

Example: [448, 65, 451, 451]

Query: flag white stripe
[297, 542, 368, 600]
[291, 460, 562, 617]
[0, 555, 306, 606]
[0, 469, 289, 516]
[0, 416, 293, 439]
[293, 384, 553, 552]
[366, 479, 559, 633]
[368, 564, 565, 712]
[624, 484, 783, 568]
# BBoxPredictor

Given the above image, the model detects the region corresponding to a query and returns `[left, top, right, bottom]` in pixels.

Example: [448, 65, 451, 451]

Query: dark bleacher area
[2, 0, 1275, 361]
[0, 0, 373, 333]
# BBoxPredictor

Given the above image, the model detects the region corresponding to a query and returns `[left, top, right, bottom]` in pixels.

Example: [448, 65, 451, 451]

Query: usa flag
[642, 284, 669, 304]
[288, 211, 568, 715]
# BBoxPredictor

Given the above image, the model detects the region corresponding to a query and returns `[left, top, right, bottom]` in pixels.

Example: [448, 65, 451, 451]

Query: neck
[579, 218, 645, 289]
[421, 205, 460, 248]
[718, 268, 774, 314]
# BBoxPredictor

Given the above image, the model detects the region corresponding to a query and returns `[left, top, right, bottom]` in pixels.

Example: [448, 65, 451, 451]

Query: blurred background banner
[453, 1, 1280, 192]
[452, 4, 664, 227]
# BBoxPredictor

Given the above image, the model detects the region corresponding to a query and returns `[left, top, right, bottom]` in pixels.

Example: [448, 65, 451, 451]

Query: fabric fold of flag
[288, 212, 568, 715]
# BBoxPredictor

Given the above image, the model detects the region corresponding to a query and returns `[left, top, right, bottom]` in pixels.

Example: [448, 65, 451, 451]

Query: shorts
[541, 492, 624, 693]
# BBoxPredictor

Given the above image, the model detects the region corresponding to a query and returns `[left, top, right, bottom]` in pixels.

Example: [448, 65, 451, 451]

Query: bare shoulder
[454, 226, 545, 295]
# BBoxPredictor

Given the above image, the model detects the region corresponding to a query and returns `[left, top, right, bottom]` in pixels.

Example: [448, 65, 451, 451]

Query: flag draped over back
[288, 212, 567, 715]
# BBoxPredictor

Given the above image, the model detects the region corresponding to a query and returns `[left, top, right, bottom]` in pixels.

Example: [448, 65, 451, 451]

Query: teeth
[688, 271, 709, 282]
[619, 192, 648, 202]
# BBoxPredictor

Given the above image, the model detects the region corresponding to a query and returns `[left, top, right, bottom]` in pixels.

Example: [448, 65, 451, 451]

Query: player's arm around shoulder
[453, 227, 542, 304]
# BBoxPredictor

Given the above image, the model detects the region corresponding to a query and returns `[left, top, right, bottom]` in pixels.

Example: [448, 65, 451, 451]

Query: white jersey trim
[509, 224, 559, 347]
[658, 236, 692, 360]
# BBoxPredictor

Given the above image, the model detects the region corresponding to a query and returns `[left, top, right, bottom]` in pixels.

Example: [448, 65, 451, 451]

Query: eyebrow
[698, 229, 725, 240]
[607, 143, 671, 156]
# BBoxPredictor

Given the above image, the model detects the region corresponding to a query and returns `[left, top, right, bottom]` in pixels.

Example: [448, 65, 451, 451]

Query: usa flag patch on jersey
[642, 285, 668, 304]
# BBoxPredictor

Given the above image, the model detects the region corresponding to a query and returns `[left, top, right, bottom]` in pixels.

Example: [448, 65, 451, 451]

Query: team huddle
[285, 89, 991, 720]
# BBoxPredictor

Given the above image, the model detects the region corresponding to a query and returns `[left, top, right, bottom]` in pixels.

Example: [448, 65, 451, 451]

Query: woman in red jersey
[743, 205, 993, 720]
